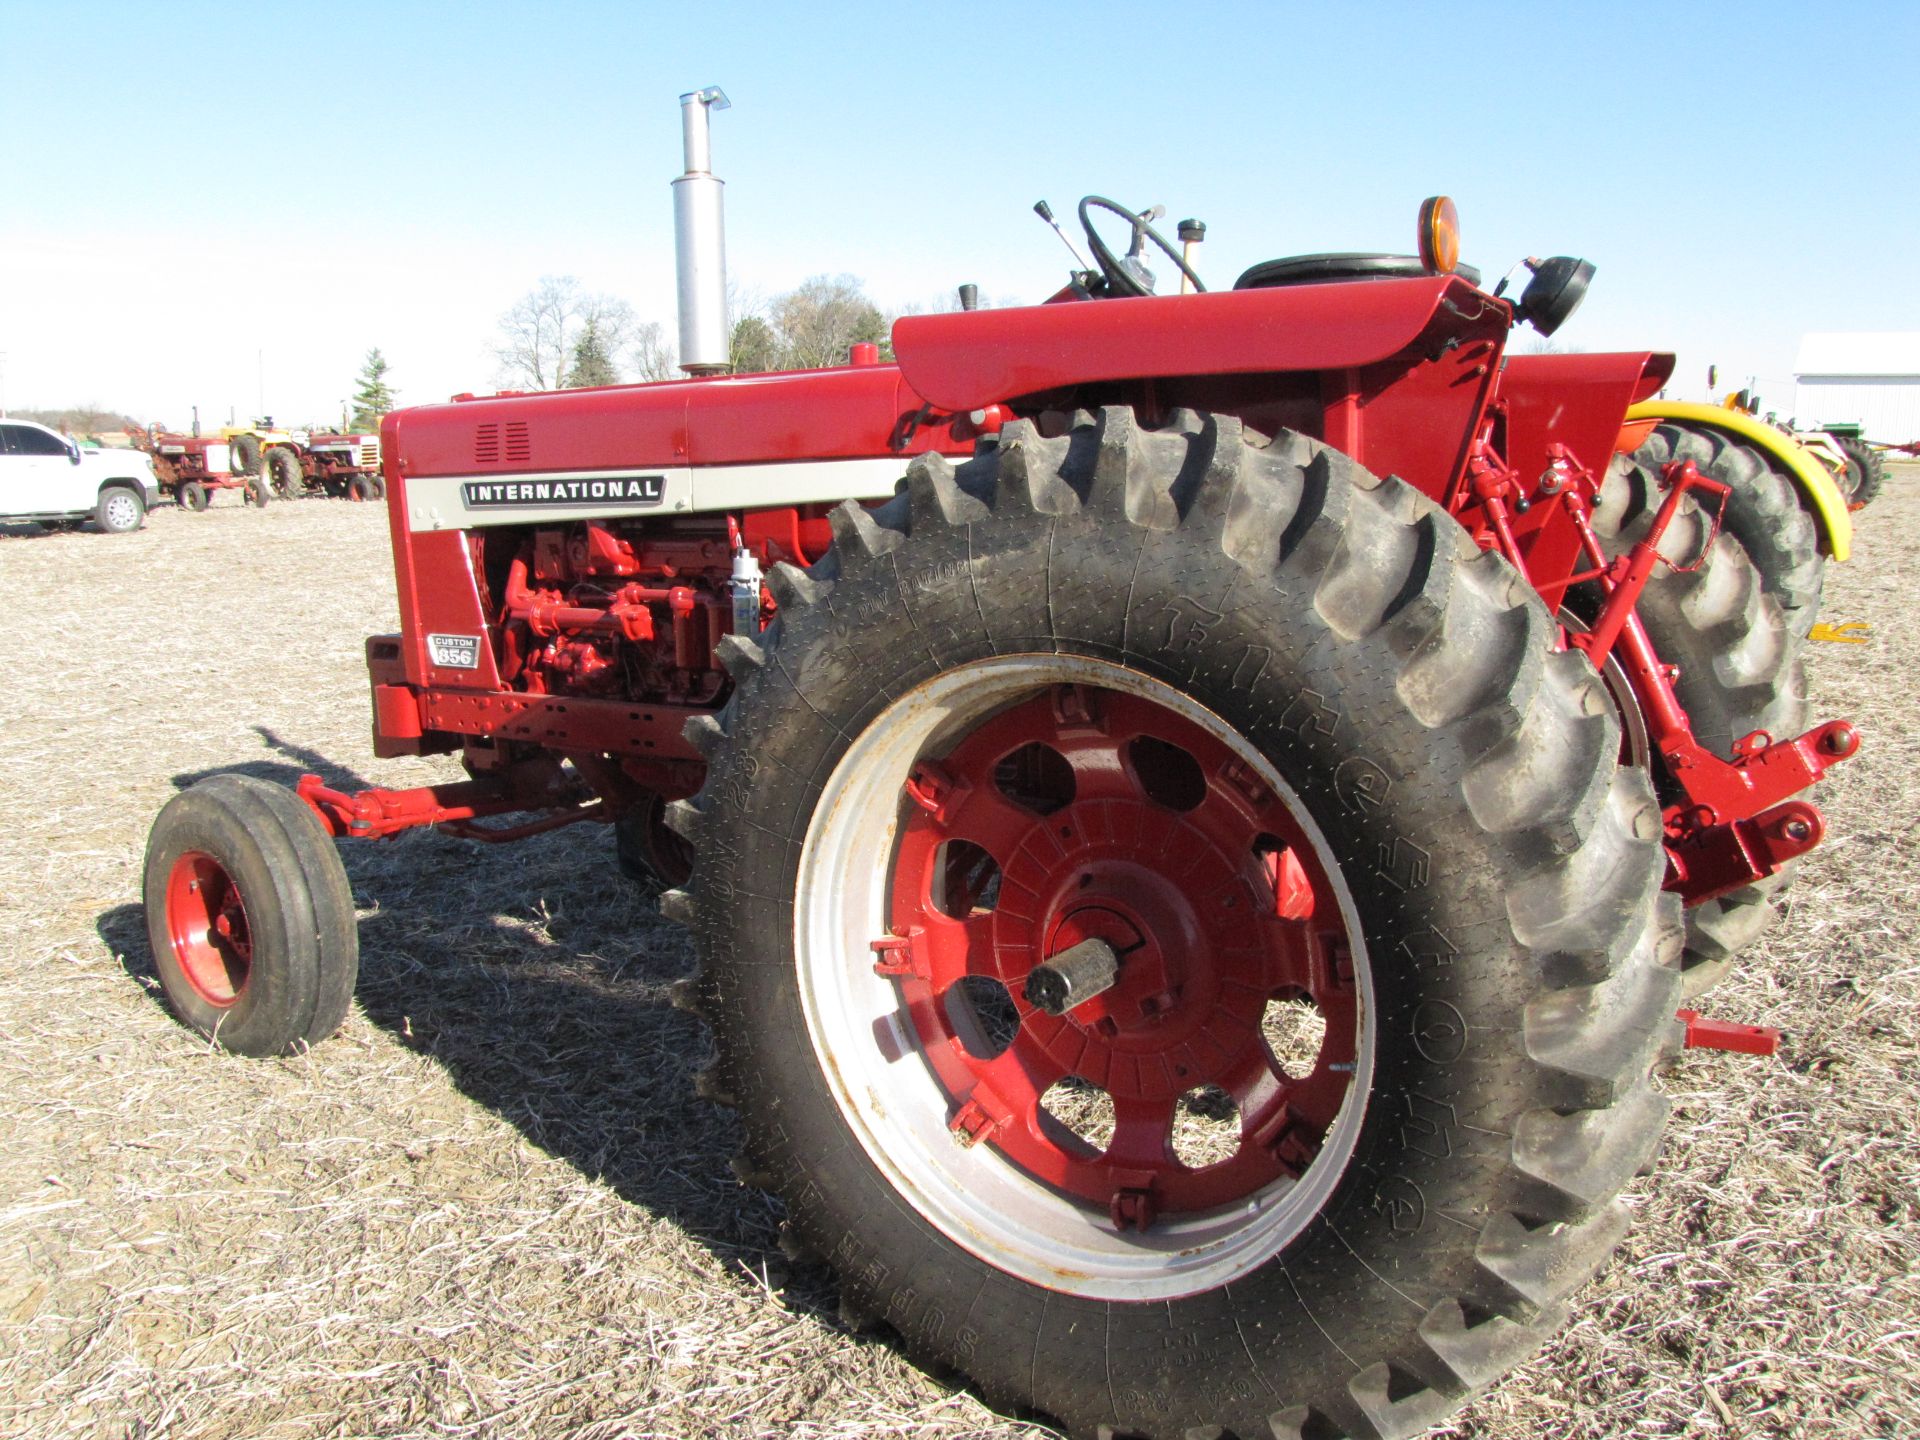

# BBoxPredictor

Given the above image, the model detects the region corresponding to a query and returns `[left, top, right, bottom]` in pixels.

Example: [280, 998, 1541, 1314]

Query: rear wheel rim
[796, 655, 1374, 1301]
[164, 851, 254, 1006]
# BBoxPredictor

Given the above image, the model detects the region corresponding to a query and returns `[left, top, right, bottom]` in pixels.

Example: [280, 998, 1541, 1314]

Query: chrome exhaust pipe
[673, 87, 731, 376]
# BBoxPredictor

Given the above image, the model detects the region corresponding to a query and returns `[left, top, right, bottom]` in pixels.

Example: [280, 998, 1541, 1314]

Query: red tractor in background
[127, 424, 268, 510]
[142, 90, 1858, 1440]
[291, 429, 384, 500]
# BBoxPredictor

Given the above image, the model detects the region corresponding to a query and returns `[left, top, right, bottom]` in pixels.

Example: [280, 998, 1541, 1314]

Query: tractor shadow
[102, 728, 838, 1314]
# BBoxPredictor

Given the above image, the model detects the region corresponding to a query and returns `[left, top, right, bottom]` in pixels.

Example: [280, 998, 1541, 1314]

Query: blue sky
[3, 0, 1914, 425]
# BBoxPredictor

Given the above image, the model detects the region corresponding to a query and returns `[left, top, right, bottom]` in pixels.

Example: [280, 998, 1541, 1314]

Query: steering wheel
[1077, 196, 1207, 297]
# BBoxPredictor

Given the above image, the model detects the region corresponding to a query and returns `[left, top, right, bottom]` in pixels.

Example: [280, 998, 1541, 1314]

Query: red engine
[479, 507, 837, 709]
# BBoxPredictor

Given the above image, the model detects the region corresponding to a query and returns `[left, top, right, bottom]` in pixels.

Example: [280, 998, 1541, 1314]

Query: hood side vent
[475, 423, 500, 464]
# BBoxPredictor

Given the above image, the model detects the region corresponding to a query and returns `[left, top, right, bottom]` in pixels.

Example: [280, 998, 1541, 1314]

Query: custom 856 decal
[462, 475, 665, 509]
[427, 633, 482, 670]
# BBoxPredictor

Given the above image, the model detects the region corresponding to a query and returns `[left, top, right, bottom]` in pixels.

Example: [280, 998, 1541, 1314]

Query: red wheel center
[164, 851, 253, 1007]
[883, 685, 1360, 1226]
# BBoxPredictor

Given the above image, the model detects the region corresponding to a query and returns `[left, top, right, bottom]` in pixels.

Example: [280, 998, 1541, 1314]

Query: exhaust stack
[673, 87, 731, 376]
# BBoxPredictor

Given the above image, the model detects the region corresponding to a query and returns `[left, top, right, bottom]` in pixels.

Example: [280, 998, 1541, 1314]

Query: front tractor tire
[143, 775, 358, 1056]
[614, 791, 694, 895]
[666, 408, 1677, 1439]
[229, 433, 263, 477]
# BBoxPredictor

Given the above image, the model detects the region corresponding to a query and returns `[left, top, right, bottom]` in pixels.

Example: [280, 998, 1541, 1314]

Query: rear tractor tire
[229, 433, 262, 477]
[1634, 421, 1824, 641]
[1585, 454, 1808, 998]
[143, 775, 358, 1056]
[666, 407, 1678, 1439]
[267, 447, 304, 499]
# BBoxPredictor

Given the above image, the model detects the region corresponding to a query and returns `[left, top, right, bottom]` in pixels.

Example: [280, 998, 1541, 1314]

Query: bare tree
[575, 291, 637, 356]
[630, 321, 679, 381]
[771, 275, 889, 369]
[495, 276, 577, 389]
[1514, 335, 1585, 356]
[896, 287, 1020, 316]
[496, 278, 642, 389]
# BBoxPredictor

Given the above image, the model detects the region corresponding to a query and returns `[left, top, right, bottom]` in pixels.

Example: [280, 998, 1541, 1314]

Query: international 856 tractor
[143, 90, 1858, 1439]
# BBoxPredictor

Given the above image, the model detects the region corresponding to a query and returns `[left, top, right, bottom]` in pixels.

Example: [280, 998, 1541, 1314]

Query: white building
[1792, 332, 1920, 442]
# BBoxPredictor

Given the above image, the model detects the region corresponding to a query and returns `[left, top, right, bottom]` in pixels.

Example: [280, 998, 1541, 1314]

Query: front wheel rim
[795, 655, 1375, 1301]
[164, 851, 254, 1006]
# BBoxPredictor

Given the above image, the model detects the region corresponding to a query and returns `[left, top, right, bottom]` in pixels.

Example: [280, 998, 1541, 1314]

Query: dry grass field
[2, 470, 1915, 1440]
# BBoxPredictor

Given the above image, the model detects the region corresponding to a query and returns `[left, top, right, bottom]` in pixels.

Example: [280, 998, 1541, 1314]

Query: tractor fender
[1624, 401, 1852, 562]
[1502, 352, 1676, 503]
[891, 276, 1489, 413]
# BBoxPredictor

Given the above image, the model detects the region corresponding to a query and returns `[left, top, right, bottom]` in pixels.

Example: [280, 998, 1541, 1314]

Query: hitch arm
[1566, 458, 1730, 674]
[296, 763, 610, 843]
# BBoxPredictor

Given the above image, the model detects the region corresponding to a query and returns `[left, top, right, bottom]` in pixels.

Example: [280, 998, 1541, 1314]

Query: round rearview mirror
[1514, 255, 1594, 337]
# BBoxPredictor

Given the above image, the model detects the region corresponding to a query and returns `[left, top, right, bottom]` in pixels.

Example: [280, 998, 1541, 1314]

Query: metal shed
[1793, 332, 1920, 442]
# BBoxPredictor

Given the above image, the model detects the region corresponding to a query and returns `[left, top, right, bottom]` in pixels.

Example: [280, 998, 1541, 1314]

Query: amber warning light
[1418, 195, 1461, 274]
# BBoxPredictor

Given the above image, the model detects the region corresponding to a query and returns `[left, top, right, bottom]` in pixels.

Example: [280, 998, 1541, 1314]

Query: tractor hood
[891, 276, 1496, 412]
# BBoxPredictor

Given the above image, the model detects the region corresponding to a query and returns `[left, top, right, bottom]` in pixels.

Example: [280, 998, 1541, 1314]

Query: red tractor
[259, 429, 387, 501]
[128, 424, 269, 510]
[142, 92, 1856, 1440]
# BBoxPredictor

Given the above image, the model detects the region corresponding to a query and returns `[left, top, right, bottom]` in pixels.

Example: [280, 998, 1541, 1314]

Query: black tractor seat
[1234, 252, 1482, 289]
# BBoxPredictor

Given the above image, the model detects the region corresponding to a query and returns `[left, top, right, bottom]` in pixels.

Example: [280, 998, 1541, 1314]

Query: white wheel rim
[795, 654, 1376, 1301]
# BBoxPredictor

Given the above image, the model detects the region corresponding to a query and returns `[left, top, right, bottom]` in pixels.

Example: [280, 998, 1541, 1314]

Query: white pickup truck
[0, 419, 161, 533]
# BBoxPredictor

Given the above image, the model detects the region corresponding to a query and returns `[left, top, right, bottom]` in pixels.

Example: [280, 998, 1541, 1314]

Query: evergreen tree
[729, 315, 781, 374]
[564, 318, 620, 388]
[349, 349, 397, 430]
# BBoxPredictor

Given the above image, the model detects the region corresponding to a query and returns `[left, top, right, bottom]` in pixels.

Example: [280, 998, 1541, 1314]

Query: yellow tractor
[220, 418, 301, 496]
